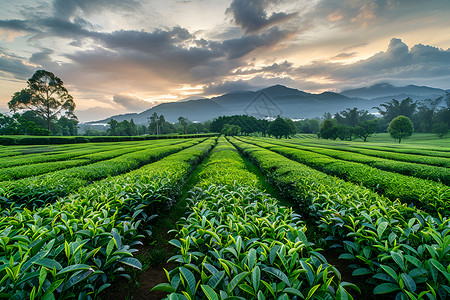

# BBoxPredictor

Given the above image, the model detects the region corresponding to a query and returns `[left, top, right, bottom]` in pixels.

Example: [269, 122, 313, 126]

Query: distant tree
[318, 119, 338, 140]
[267, 116, 294, 139]
[149, 112, 160, 135]
[129, 119, 137, 136]
[258, 119, 269, 137]
[322, 112, 332, 120]
[413, 97, 442, 132]
[388, 115, 414, 143]
[107, 119, 119, 136]
[354, 119, 379, 142]
[178, 116, 188, 134]
[295, 119, 320, 134]
[222, 124, 240, 136]
[84, 128, 105, 136]
[432, 123, 448, 139]
[336, 124, 353, 141]
[374, 98, 417, 123]
[187, 122, 206, 134]
[8, 70, 76, 132]
[210, 115, 262, 135]
[335, 107, 376, 127]
[57, 116, 78, 136]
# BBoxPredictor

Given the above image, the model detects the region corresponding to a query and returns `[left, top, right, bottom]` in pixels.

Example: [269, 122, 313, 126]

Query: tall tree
[432, 123, 448, 139]
[8, 70, 76, 131]
[319, 119, 338, 140]
[149, 112, 160, 135]
[178, 116, 188, 134]
[374, 98, 417, 123]
[354, 119, 379, 142]
[107, 119, 119, 136]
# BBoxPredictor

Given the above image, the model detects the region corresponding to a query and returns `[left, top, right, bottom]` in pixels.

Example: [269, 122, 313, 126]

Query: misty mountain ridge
[87, 83, 448, 125]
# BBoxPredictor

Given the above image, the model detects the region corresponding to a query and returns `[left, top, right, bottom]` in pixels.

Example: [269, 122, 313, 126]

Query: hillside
[88, 84, 448, 124]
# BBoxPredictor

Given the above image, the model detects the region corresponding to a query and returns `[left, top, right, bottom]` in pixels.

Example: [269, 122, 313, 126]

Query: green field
[0, 135, 448, 299]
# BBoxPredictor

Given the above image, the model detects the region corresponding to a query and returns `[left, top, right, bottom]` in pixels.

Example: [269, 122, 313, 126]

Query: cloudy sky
[1, 0, 449, 122]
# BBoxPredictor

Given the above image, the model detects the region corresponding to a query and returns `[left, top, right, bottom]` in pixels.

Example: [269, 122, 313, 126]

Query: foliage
[221, 124, 241, 136]
[432, 123, 448, 139]
[153, 138, 358, 299]
[388, 115, 414, 143]
[107, 119, 139, 136]
[267, 115, 295, 139]
[0, 113, 50, 136]
[375, 98, 417, 123]
[318, 119, 338, 140]
[210, 115, 262, 135]
[242, 137, 450, 214]
[334, 107, 376, 127]
[8, 70, 76, 131]
[230, 137, 450, 300]
[0, 139, 199, 206]
[0, 138, 216, 298]
[294, 118, 320, 134]
[148, 113, 176, 135]
[256, 137, 450, 185]
[178, 116, 188, 134]
[354, 119, 379, 142]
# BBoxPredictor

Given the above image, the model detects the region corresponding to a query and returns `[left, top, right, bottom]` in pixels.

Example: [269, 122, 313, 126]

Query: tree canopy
[267, 116, 296, 139]
[8, 70, 76, 131]
[388, 115, 414, 143]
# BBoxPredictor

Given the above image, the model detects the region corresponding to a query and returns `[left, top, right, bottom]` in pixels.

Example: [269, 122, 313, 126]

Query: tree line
[318, 94, 449, 142]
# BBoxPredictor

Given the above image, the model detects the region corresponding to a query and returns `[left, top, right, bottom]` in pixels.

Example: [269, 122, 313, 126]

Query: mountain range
[87, 83, 448, 124]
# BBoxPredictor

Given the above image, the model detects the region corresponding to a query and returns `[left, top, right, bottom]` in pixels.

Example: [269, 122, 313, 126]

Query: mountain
[87, 84, 448, 125]
[341, 83, 446, 100]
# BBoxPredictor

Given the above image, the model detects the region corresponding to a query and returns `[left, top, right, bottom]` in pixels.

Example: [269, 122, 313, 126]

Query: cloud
[232, 60, 293, 75]
[222, 27, 296, 59]
[52, 0, 142, 20]
[329, 52, 356, 60]
[295, 38, 450, 89]
[0, 19, 40, 34]
[0, 51, 35, 80]
[226, 0, 298, 33]
[112, 94, 157, 111]
[312, 0, 450, 31]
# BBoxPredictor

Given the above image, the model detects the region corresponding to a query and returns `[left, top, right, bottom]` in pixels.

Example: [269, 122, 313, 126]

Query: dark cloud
[39, 17, 92, 39]
[29, 48, 60, 70]
[112, 94, 156, 111]
[0, 51, 35, 80]
[227, 0, 297, 33]
[96, 27, 194, 53]
[0, 19, 40, 33]
[222, 27, 296, 59]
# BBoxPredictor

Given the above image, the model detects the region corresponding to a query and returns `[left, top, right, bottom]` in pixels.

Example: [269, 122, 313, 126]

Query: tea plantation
[0, 135, 448, 299]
